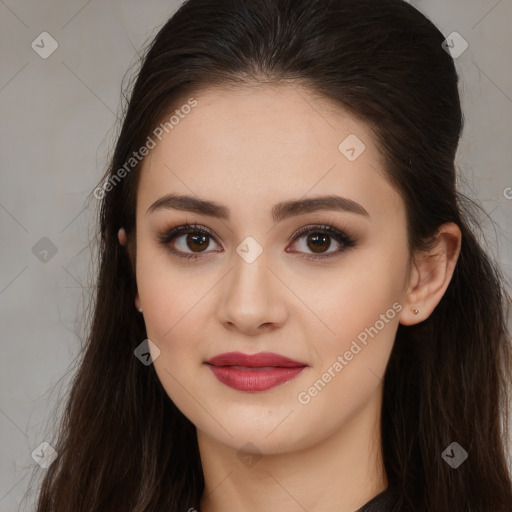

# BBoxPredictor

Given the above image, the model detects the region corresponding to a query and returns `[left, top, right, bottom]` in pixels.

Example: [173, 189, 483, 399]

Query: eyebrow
[146, 193, 369, 221]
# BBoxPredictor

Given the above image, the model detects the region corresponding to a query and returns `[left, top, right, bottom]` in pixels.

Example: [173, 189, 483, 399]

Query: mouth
[205, 352, 308, 392]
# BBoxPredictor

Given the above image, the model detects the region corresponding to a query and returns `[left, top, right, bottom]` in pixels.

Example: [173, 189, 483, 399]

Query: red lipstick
[205, 351, 308, 392]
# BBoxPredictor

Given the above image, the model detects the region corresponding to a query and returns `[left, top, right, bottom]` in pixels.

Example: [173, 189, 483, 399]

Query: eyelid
[288, 223, 351, 242]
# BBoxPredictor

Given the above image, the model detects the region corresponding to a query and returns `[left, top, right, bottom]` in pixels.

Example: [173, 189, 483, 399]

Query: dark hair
[29, 0, 512, 510]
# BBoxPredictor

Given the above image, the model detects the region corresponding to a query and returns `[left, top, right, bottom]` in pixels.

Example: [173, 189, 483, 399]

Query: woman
[31, 0, 512, 511]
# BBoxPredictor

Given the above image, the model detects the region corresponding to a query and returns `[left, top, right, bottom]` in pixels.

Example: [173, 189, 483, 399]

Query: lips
[206, 351, 307, 368]
[205, 351, 308, 392]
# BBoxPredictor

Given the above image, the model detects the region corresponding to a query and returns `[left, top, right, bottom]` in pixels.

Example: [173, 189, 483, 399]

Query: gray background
[1, 1, 511, 510]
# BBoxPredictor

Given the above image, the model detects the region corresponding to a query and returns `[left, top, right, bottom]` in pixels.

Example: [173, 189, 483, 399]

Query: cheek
[302, 282, 401, 398]
[135, 239, 210, 337]
[293, 274, 404, 434]
[294, 249, 408, 357]
[291, 243, 409, 413]
[135, 255, 210, 416]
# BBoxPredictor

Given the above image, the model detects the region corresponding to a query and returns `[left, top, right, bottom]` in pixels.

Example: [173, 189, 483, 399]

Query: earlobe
[135, 292, 142, 313]
[399, 222, 461, 326]
[118, 227, 127, 246]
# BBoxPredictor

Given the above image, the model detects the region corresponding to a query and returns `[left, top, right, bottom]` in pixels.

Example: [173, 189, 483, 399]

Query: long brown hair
[28, 0, 512, 510]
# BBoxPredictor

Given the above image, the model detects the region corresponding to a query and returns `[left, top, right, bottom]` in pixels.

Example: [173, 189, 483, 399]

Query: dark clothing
[197, 486, 404, 512]
[357, 486, 401, 512]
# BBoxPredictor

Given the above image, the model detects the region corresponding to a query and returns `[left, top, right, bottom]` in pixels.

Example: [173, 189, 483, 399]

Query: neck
[198, 388, 387, 512]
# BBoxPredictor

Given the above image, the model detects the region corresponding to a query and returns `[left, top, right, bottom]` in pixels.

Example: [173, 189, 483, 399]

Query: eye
[156, 223, 221, 260]
[286, 224, 356, 261]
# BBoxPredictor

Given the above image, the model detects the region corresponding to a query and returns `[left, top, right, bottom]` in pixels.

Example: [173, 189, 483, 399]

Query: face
[132, 84, 412, 454]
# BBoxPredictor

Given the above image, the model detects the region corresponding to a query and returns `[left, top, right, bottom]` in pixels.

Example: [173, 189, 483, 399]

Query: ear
[118, 227, 139, 308]
[399, 222, 461, 326]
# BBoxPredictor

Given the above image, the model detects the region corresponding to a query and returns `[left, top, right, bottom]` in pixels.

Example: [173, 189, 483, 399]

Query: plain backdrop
[0, 0, 511, 510]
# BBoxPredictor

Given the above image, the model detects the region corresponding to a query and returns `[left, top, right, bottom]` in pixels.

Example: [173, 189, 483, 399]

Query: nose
[216, 248, 288, 335]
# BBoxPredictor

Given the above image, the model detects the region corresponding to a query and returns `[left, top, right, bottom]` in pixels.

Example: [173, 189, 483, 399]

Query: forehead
[136, 84, 403, 222]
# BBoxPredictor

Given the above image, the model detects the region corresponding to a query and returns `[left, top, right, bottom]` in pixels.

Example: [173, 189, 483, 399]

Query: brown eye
[287, 224, 357, 260]
[157, 223, 221, 260]
[306, 232, 331, 253]
[186, 232, 210, 252]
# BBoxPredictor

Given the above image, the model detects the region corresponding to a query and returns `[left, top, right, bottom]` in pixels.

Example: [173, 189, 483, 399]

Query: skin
[118, 84, 461, 512]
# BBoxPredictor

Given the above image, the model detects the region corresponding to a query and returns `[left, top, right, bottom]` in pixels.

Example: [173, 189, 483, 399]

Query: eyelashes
[287, 224, 356, 260]
[157, 223, 218, 261]
[156, 222, 357, 262]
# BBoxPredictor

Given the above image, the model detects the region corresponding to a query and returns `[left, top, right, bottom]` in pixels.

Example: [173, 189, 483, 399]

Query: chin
[196, 415, 326, 456]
